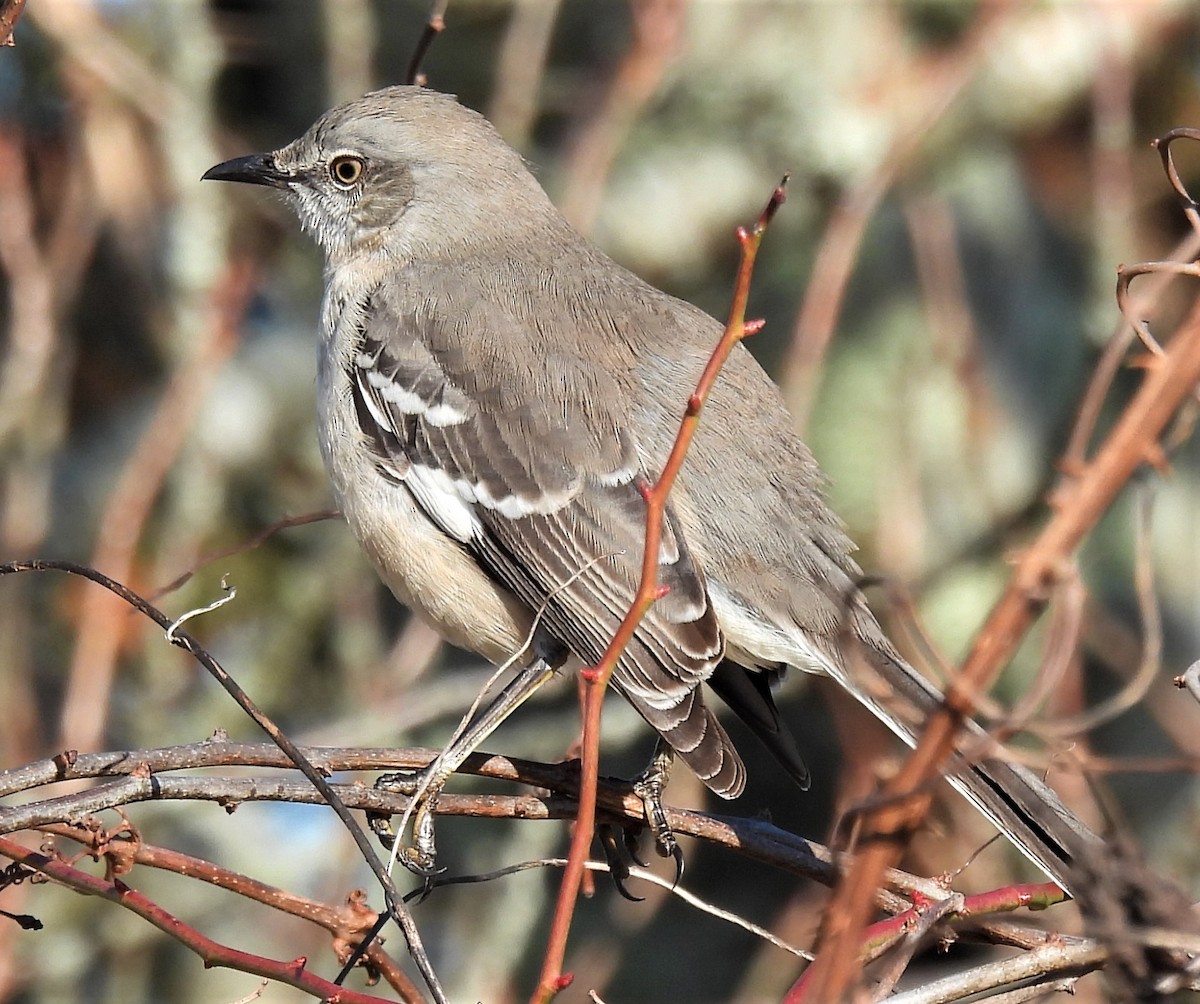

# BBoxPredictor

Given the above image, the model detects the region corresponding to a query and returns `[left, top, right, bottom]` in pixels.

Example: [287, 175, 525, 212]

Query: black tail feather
[707, 659, 811, 791]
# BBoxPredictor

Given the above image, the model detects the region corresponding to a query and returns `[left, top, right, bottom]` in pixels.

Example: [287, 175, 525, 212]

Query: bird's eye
[329, 155, 364, 187]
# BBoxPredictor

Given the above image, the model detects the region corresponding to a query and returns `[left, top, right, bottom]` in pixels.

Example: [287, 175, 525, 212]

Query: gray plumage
[204, 85, 1095, 886]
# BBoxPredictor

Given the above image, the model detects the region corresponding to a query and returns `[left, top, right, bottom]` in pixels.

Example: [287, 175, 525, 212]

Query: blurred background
[2, 1, 1200, 1001]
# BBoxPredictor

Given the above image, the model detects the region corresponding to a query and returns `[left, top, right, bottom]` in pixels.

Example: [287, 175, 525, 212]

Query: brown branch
[0, 835, 406, 1004]
[779, 2, 1020, 430]
[0, 0, 28, 45]
[1037, 486, 1161, 737]
[531, 178, 787, 1003]
[558, 0, 689, 234]
[0, 740, 1059, 922]
[489, 0, 563, 144]
[800, 269, 1200, 998]
[0, 732, 1088, 991]
[58, 259, 255, 755]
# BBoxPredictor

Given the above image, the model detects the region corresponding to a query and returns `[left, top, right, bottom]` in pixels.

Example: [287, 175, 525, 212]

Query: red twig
[783, 881, 1066, 1002]
[0, 836, 402, 1004]
[530, 178, 788, 1003]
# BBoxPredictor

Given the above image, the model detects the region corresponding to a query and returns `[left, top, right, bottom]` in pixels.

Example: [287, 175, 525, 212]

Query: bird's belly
[318, 376, 532, 665]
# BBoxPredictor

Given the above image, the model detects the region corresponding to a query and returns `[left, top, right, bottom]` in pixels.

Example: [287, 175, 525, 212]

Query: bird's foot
[630, 744, 684, 886]
[370, 770, 447, 886]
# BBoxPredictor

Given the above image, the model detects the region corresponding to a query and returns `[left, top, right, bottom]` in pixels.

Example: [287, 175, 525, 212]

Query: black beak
[202, 153, 292, 188]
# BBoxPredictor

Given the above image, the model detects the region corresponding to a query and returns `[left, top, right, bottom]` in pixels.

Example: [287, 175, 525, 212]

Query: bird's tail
[826, 642, 1095, 891]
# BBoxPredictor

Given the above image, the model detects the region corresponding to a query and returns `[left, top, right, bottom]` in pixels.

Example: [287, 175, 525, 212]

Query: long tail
[826, 643, 1095, 890]
[710, 639, 1094, 889]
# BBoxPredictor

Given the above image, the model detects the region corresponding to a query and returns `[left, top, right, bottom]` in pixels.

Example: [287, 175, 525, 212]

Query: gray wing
[347, 276, 745, 797]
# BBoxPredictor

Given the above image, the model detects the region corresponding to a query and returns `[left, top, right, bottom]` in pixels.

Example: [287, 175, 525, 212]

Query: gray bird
[204, 85, 1092, 886]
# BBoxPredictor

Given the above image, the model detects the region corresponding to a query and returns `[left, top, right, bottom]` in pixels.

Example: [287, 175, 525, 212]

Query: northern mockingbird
[204, 85, 1094, 886]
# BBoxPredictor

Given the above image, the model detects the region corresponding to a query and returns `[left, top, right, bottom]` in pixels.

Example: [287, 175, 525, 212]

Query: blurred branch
[802, 172, 1200, 999]
[28, 0, 189, 126]
[323, 0, 375, 103]
[58, 259, 255, 754]
[780, 2, 1020, 431]
[490, 0, 562, 145]
[0, 131, 61, 494]
[0, 0, 27, 46]
[1038, 486, 1161, 737]
[559, 0, 689, 234]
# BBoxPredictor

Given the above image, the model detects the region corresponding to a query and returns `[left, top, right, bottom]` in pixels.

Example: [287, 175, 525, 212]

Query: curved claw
[613, 873, 645, 903]
[366, 810, 396, 851]
[668, 840, 685, 889]
[398, 846, 440, 879]
[411, 870, 445, 904]
[598, 824, 643, 902]
[631, 745, 685, 883]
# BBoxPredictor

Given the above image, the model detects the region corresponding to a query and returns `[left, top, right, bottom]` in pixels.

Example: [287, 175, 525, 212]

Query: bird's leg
[630, 740, 684, 883]
[375, 641, 564, 878]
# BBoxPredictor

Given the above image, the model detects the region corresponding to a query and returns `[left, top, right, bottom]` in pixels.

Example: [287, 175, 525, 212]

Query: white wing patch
[459, 477, 575, 518]
[404, 463, 482, 543]
[362, 367, 469, 427]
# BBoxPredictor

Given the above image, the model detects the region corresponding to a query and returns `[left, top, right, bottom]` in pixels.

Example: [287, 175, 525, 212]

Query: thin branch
[1037, 486, 1161, 736]
[149, 509, 340, 600]
[404, 0, 448, 87]
[0, 560, 444, 1004]
[0, 836, 403, 1004]
[434, 856, 811, 960]
[531, 177, 788, 1003]
[799, 173, 1200, 1000]
[887, 938, 1106, 1004]
[866, 894, 965, 1001]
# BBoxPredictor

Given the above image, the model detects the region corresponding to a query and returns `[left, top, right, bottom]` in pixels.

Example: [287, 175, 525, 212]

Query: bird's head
[204, 85, 554, 264]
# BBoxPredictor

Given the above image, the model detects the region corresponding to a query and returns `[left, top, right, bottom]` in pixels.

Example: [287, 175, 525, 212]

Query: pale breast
[315, 275, 533, 665]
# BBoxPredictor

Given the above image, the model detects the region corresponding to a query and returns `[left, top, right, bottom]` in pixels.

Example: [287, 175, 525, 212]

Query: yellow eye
[329, 155, 364, 187]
